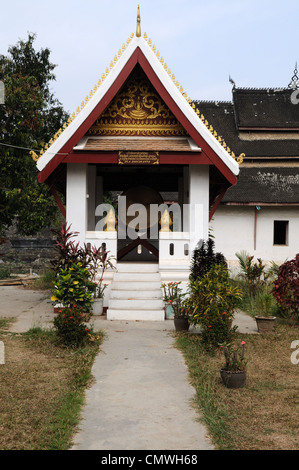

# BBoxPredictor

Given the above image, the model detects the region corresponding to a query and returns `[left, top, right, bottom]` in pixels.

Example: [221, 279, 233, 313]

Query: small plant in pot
[219, 340, 247, 389]
[254, 292, 276, 334]
[162, 281, 189, 331]
[86, 243, 115, 316]
[92, 278, 108, 315]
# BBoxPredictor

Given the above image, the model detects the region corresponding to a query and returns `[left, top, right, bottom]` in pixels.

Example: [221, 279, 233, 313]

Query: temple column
[188, 165, 209, 254]
[66, 163, 88, 245]
[87, 165, 96, 231]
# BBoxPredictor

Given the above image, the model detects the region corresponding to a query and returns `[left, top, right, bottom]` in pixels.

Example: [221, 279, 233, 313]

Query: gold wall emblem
[87, 67, 187, 137]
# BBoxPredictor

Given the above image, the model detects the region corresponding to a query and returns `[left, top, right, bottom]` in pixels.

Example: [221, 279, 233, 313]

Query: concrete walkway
[0, 285, 258, 451]
[71, 319, 214, 450]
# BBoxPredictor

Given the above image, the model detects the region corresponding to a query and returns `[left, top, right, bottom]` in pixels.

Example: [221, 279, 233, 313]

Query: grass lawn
[0, 319, 103, 450]
[1, 300, 298, 450]
[176, 321, 299, 450]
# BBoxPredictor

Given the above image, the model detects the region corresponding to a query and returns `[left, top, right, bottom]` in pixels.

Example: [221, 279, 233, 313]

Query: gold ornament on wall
[88, 68, 187, 137]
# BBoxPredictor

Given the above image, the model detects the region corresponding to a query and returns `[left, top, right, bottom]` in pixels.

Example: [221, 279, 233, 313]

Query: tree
[189, 238, 227, 281]
[0, 33, 68, 236]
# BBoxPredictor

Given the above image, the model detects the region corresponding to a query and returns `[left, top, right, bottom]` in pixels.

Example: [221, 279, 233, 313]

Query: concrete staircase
[107, 263, 165, 321]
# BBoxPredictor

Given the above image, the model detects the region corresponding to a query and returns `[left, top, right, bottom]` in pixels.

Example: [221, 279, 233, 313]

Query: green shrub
[53, 305, 92, 347]
[272, 254, 299, 324]
[235, 251, 268, 297]
[187, 264, 242, 350]
[190, 238, 227, 282]
[51, 262, 94, 312]
[50, 223, 114, 347]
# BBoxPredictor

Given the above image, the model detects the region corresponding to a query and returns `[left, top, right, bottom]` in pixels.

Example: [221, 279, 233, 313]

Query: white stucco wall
[66, 163, 88, 245]
[210, 205, 299, 273]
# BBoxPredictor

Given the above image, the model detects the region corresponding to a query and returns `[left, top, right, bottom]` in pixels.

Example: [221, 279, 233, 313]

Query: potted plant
[173, 304, 190, 332]
[87, 244, 115, 316]
[219, 340, 247, 389]
[187, 264, 242, 350]
[162, 281, 189, 331]
[92, 278, 108, 315]
[254, 292, 276, 333]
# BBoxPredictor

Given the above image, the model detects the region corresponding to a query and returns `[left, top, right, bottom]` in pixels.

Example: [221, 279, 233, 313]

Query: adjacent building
[199, 83, 299, 270]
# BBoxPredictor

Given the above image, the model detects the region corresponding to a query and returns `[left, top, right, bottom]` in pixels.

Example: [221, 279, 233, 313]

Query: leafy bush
[235, 251, 269, 297]
[50, 223, 114, 346]
[187, 264, 242, 350]
[53, 306, 92, 347]
[51, 223, 88, 273]
[190, 238, 227, 282]
[51, 262, 94, 313]
[272, 254, 299, 324]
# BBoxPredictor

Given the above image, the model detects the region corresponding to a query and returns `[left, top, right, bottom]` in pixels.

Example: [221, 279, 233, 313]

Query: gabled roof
[35, 33, 240, 184]
[194, 98, 299, 158]
[223, 167, 299, 204]
[232, 88, 299, 129]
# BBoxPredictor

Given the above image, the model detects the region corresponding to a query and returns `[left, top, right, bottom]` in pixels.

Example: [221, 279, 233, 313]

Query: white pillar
[96, 175, 103, 213]
[188, 165, 209, 254]
[183, 166, 189, 232]
[66, 163, 88, 245]
[87, 165, 96, 231]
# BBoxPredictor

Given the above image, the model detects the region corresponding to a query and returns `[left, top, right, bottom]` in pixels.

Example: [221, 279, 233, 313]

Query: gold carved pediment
[87, 66, 187, 137]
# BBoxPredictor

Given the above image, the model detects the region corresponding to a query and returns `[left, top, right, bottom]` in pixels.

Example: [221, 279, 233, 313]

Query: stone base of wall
[0, 227, 56, 274]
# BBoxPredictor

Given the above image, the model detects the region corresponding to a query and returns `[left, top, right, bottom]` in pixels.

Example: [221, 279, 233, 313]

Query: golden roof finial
[136, 5, 141, 37]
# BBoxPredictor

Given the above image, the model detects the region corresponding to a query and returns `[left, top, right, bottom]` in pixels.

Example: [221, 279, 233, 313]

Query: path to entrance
[0, 285, 258, 450]
[71, 318, 214, 450]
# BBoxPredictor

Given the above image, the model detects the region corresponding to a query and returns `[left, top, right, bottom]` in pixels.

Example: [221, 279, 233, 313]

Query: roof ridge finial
[136, 5, 141, 37]
[229, 75, 236, 89]
[288, 61, 299, 89]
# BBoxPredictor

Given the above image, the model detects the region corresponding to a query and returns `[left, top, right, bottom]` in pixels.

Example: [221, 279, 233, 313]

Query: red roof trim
[61, 151, 212, 165]
[38, 47, 237, 185]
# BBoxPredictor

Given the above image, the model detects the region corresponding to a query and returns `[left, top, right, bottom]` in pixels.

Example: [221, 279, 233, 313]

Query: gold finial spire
[136, 5, 141, 37]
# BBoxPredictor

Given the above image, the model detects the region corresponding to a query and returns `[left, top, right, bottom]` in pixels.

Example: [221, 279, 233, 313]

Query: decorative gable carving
[87, 66, 187, 137]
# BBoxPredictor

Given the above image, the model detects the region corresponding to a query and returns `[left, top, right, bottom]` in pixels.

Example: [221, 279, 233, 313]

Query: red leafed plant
[272, 254, 299, 325]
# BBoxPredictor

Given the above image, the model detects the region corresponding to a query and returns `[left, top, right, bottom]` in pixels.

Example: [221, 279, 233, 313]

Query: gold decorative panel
[87, 67, 187, 137]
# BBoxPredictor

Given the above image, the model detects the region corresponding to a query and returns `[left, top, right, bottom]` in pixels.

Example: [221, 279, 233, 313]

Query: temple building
[200, 76, 299, 271]
[34, 9, 244, 320]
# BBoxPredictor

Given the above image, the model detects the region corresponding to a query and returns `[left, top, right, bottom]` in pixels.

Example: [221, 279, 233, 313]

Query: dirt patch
[0, 331, 73, 450]
[177, 323, 299, 450]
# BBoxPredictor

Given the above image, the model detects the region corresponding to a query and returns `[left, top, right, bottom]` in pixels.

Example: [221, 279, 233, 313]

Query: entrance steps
[107, 263, 165, 321]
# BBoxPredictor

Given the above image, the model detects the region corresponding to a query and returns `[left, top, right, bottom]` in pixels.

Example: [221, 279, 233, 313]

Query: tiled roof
[194, 88, 299, 203]
[193, 97, 299, 158]
[82, 137, 193, 152]
[223, 167, 299, 204]
[233, 88, 299, 129]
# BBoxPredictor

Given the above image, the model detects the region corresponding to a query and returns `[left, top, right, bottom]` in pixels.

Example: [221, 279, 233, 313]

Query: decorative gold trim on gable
[32, 33, 135, 161]
[32, 30, 244, 166]
[143, 34, 245, 165]
[87, 68, 187, 137]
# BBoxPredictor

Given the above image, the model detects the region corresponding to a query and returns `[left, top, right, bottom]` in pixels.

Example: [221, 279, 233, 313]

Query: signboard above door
[118, 151, 159, 165]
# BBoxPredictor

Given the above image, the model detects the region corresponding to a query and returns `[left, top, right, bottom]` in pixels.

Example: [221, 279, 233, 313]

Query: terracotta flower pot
[220, 369, 247, 389]
[255, 316, 276, 334]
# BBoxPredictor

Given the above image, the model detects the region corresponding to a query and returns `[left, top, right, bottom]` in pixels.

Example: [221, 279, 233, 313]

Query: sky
[1, 0, 299, 115]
